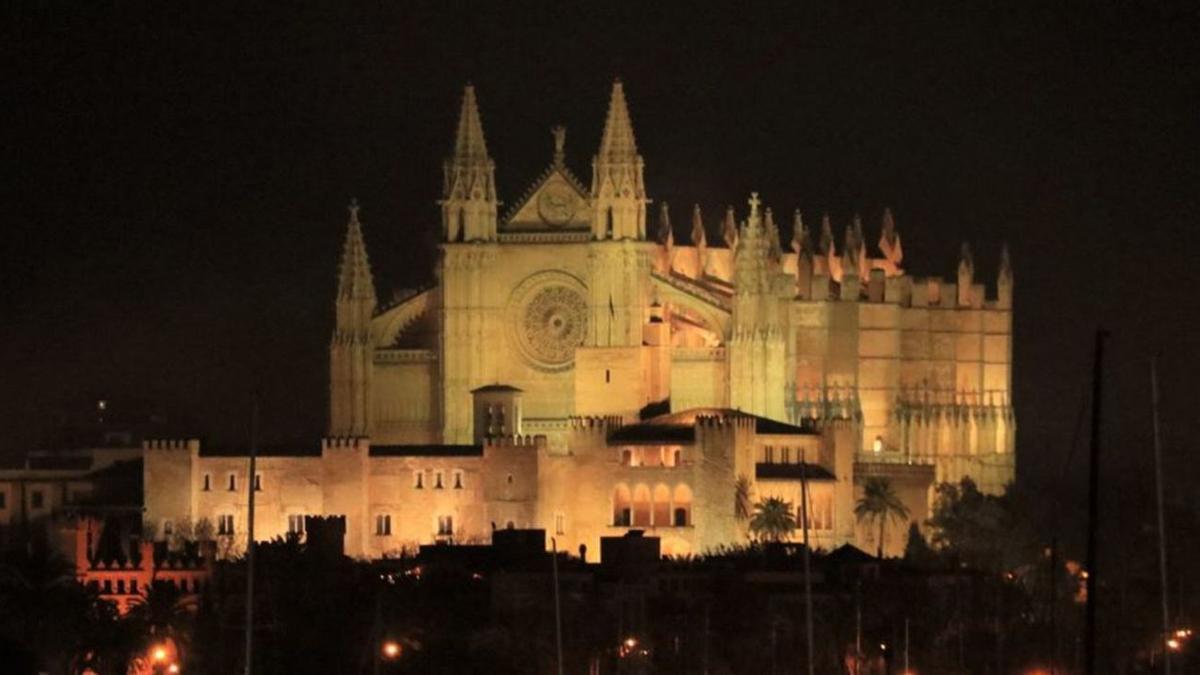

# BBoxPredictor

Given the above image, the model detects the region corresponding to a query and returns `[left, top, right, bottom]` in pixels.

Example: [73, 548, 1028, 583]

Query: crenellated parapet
[483, 434, 547, 450]
[321, 436, 370, 453]
[892, 388, 1016, 458]
[143, 439, 201, 452]
[793, 383, 863, 423]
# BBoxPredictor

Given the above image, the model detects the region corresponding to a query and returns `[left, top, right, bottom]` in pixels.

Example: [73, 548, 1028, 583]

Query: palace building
[142, 80, 1015, 560]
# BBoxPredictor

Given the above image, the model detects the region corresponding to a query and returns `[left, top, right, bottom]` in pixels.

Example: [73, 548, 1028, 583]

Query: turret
[730, 193, 788, 421]
[330, 200, 376, 436]
[591, 79, 647, 240]
[691, 203, 707, 276]
[441, 84, 498, 242]
[997, 242, 1013, 309]
[840, 217, 863, 300]
[471, 385, 523, 444]
[792, 209, 813, 299]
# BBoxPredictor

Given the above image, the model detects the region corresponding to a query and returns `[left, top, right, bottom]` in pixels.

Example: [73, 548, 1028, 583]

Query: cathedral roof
[755, 462, 836, 481]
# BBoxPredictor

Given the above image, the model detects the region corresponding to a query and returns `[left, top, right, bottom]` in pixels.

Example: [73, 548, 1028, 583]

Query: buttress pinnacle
[452, 84, 490, 162]
[337, 199, 376, 304]
[598, 79, 638, 159]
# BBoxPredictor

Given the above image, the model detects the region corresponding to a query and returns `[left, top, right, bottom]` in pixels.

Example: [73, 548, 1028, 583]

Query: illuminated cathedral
[144, 80, 1015, 560]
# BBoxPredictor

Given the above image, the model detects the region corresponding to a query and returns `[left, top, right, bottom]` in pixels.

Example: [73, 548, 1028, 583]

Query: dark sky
[5, 3, 1199, 512]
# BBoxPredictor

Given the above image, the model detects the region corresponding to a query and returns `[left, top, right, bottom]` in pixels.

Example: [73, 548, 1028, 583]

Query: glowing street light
[167, 664, 180, 674]
[1167, 637, 1181, 651]
[381, 640, 402, 660]
[152, 646, 168, 663]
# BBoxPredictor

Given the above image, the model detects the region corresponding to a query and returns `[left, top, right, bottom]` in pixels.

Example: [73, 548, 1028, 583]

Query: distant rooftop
[609, 407, 817, 445]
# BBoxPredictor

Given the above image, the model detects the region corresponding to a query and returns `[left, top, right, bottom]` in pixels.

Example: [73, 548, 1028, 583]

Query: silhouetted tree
[749, 497, 795, 542]
[854, 477, 909, 558]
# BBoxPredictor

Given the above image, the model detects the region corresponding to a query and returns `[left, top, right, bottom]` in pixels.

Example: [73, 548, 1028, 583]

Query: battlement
[322, 436, 369, 452]
[694, 413, 755, 430]
[142, 439, 200, 452]
[483, 434, 547, 449]
[567, 415, 625, 431]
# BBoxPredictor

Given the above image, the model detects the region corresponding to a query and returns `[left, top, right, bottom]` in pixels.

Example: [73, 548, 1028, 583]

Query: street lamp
[381, 640, 402, 660]
[152, 646, 168, 663]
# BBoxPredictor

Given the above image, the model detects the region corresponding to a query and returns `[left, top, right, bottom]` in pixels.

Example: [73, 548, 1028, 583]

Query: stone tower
[441, 84, 498, 243]
[329, 200, 376, 436]
[590, 79, 647, 241]
[729, 193, 788, 421]
[587, 80, 652, 347]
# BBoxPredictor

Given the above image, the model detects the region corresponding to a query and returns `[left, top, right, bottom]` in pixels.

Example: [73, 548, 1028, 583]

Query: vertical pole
[552, 537, 564, 675]
[800, 453, 815, 675]
[1152, 357, 1172, 675]
[702, 601, 710, 675]
[1084, 330, 1107, 675]
[1050, 536, 1058, 675]
[903, 617, 909, 674]
[244, 395, 258, 675]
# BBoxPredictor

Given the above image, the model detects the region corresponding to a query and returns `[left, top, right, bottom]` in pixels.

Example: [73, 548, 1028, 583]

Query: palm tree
[734, 475, 753, 523]
[854, 476, 910, 558]
[749, 497, 796, 543]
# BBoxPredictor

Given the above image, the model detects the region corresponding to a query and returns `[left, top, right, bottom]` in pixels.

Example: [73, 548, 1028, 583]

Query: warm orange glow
[1167, 638, 1181, 651]
[382, 641, 401, 659]
[167, 664, 180, 674]
[152, 647, 168, 663]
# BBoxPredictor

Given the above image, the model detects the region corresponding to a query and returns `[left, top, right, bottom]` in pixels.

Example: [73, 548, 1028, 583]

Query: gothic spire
[598, 78, 638, 160]
[452, 84, 490, 162]
[842, 218, 863, 279]
[958, 242, 975, 280]
[337, 199, 376, 305]
[691, 204, 706, 248]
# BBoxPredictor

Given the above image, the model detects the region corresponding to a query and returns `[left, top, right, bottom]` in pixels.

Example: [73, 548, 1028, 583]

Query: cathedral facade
[144, 81, 1015, 560]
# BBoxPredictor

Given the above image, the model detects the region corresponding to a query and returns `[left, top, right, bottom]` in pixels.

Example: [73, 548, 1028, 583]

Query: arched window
[632, 484, 652, 527]
[621, 449, 632, 466]
[652, 484, 671, 527]
[673, 449, 682, 467]
[672, 484, 693, 527]
[613, 484, 632, 526]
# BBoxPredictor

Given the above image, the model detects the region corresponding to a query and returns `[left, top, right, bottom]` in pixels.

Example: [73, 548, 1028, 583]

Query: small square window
[218, 514, 235, 536]
[437, 515, 453, 536]
[202, 474, 211, 491]
[130, 579, 138, 594]
[413, 471, 424, 489]
[0, 491, 6, 509]
[288, 515, 306, 535]
[554, 512, 565, 535]
[254, 473, 262, 491]
[227, 474, 237, 491]
[453, 470, 464, 490]
[434, 471, 444, 489]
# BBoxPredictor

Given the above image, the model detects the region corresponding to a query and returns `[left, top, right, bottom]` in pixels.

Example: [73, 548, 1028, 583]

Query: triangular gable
[502, 165, 591, 231]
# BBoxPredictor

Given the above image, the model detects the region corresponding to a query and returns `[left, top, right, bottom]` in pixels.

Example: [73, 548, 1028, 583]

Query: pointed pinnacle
[999, 242, 1013, 281]
[691, 204, 706, 247]
[598, 79, 638, 159]
[819, 213, 834, 255]
[338, 199, 376, 303]
[722, 205, 738, 247]
[453, 84, 490, 162]
[657, 202, 672, 245]
[881, 207, 896, 243]
[792, 209, 810, 254]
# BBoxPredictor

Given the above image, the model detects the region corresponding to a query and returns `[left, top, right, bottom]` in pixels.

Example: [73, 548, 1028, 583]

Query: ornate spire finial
[337, 199, 376, 304]
[764, 207, 782, 261]
[691, 204, 706, 248]
[748, 192, 761, 222]
[551, 125, 566, 166]
[452, 84, 490, 161]
[598, 79, 637, 159]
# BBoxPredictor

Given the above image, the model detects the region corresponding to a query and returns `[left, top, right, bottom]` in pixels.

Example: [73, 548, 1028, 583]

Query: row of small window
[86, 577, 203, 595]
[759, 446, 811, 464]
[374, 514, 455, 537]
[413, 469, 464, 490]
[619, 447, 683, 468]
[201, 473, 262, 492]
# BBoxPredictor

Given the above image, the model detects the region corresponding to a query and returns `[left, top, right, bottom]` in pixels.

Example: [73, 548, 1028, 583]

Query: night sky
[6, 4, 1199, 515]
